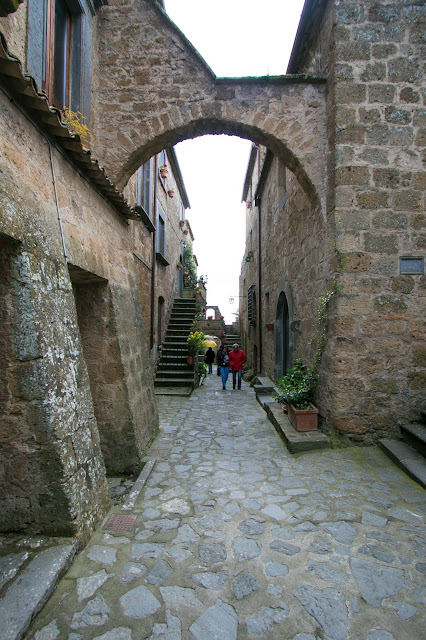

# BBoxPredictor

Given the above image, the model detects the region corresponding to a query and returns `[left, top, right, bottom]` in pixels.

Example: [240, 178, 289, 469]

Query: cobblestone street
[28, 375, 425, 639]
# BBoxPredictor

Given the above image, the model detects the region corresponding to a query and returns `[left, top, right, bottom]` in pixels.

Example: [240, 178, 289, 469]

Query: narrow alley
[24, 375, 426, 640]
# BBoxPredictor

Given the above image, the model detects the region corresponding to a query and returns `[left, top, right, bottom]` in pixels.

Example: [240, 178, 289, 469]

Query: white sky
[165, 0, 306, 323]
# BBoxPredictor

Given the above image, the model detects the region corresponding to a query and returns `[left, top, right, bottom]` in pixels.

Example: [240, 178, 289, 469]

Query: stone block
[389, 125, 414, 146]
[414, 109, 426, 127]
[358, 147, 389, 165]
[335, 166, 370, 186]
[385, 107, 412, 124]
[410, 319, 426, 340]
[372, 43, 398, 58]
[415, 128, 426, 146]
[358, 277, 383, 293]
[408, 370, 426, 390]
[373, 168, 400, 189]
[412, 213, 425, 230]
[393, 191, 422, 211]
[335, 209, 370, 231]
[359, 107, 381, 124]
[390, 276, 415, 294]
[413, 344, 426, 367]
[400, 87, 420, 103]
[361, 62, 387, 82]
[389, 57, 421, 83]
[354, 24, 383, 42]
[415, 234, 426, 250]
[335, 64, 354, 81]
[372, 210, 407, 230]
[357, 190, 389, 209]
[336, 125, 366, 144]
[368, 85, 396, 103]
[343, 252, 371, 272]
[370, 378, 398, 394]
[330, 416, 370, 434]
[335, 4, 364, 24]
[368, 4, 400, 23]
[335, 83, 367, 104]
[366, 123, 390, 145]
[374, 296, 408, 314]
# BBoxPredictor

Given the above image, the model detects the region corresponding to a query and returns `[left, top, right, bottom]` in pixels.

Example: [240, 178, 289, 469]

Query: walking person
[216, 344, 223, 376]
[204, 347, 215, 374]
[229, 343, 246, 390]
[217, 345, 230, 390]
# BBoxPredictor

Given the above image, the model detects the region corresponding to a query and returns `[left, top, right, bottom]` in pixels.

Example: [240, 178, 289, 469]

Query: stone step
[156, 368, 193, 377]
[0, 541, 78, 640]
[378, 439, 426, 489]
[266, 403, 331, 454]
[401, 423, 426, 457]
[155, 377, 195, 386]
[154, 386, 193, 396]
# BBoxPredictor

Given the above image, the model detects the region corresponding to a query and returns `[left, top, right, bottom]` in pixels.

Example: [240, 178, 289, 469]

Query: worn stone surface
[27, 377, 425, 639]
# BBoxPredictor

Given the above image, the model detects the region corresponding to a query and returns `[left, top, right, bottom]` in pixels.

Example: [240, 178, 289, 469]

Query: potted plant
[179, 220, 185, 228]
[274, 359, 319, 431]
[197, 360, 208, 386]
[187, 330, 205, 366]
[183, 229, 188, 235]
[167, 188, 175, 198]
[177, 262, 182, 270]
[159, 164, 168, 178]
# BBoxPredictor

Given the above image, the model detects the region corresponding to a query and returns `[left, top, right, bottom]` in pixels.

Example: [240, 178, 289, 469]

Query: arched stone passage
[95, 0, 328, 212]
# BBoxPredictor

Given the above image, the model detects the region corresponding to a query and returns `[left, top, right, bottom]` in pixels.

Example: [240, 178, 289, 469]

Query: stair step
[401, 423, 426, 457]
[378, 439, 426, 489]
[155, 378, 195, 386]
[155, 386, 193, 397]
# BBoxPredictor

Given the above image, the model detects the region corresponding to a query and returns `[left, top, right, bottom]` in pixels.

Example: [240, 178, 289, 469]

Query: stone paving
[27, 375, 426, 639]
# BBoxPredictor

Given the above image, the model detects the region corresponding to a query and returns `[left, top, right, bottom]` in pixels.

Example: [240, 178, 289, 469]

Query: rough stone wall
[240, 154, 331, 382]
[0, 1, 27, 63]
[291, 0, 426, 441]
[0, 85, 158, 540]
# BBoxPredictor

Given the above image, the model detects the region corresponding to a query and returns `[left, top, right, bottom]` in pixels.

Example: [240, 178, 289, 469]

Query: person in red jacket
[228, 343, 246, 390]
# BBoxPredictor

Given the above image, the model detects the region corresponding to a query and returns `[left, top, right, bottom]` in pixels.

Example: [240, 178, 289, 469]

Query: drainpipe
[255, 194, 263, 374]
[151, 155, 158, 350]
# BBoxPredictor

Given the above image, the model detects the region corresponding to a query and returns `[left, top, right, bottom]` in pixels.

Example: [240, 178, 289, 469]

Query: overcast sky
[165, 0, 305, 324]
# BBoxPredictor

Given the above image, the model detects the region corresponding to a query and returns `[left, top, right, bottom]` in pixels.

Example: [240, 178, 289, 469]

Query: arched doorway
[275, 289, 292, 380]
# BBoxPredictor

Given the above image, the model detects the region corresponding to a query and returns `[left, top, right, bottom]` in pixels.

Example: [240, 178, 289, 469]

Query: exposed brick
[365, 233, 398, 255]
[373, 168, 400, 188]
[356, 190, 389, 209]
[335, 166, 370, 186]
[372, 210, 407, 230]
[368, 84, 396, 103]
[393, 190, 422, 211]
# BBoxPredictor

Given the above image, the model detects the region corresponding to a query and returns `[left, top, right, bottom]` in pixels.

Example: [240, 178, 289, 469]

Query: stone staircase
[154, 298, 197, 396]
[379, 408, 426, 489]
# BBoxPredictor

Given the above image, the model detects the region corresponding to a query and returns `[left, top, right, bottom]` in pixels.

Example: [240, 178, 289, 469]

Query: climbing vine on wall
[309, 278, 340, 375]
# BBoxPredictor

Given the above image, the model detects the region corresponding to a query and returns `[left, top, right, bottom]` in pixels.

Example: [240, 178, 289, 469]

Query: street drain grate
[150, 449, 169, 457]
[103, 514, 137, 532]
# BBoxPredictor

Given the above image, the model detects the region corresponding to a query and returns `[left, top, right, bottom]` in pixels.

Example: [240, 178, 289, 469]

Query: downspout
[255, 195, 263, 373]
[49, 143, 68, 264]
[151, 155, 158, 350]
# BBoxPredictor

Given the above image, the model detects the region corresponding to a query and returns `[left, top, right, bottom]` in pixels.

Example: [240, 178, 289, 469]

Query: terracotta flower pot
[187, 355, 194, 366]
[167, 189, 174, 198]
[287, 403, 319, 431]
[179, 220, 185, 227]
[160, 169, 168, 178]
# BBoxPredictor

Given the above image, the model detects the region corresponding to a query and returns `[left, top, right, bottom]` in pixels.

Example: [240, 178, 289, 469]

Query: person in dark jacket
[217, 345, 230, 390]
[216, 345, 223, 376]
[204, 347, 215, 374]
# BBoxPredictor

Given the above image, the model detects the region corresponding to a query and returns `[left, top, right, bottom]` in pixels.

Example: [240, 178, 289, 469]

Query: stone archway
[94, 0, 328, 213]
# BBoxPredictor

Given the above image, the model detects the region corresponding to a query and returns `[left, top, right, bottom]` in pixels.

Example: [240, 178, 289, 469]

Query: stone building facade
[0, 0, 424, 543]
[240, 0, 425, 443]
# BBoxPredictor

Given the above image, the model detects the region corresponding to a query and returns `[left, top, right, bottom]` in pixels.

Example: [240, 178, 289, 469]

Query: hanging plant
[176, 262, 182, 270]
[179, 220, 185, 228]
[159, 164, 168, 178]
[167, 188, 175, 198]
